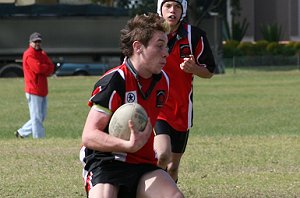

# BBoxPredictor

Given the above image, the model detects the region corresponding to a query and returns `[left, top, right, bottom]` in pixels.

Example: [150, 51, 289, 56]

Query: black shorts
[154, 120, 189, 153]
[86, 160, 161, 198]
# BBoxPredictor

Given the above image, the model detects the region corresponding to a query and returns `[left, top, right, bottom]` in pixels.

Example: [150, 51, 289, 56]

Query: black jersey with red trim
[81, 61, 169, 171]
[157, 22, 216, 131]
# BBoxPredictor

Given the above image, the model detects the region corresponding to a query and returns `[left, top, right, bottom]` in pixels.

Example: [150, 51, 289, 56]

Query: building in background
[2, 0, 299, 75]
[238, 0, 300, 41]
[1, 0, 58, 5]
[0, 1, 129, 77]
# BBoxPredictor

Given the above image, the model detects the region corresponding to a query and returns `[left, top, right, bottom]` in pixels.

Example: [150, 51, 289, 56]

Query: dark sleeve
[192, 27, 216, 73]
[89, 71, 125, 108]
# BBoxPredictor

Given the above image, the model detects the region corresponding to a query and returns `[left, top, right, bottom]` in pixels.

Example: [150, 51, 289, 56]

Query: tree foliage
[90, 0, 227, 23]
[89, 0, 249, 42]
[187, 0, 226, 27]
[127, 0, 156, 16]
[223, 0, 249, 42]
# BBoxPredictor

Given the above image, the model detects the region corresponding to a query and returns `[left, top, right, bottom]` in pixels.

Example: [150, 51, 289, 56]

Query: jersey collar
[125, 58, 162, 100]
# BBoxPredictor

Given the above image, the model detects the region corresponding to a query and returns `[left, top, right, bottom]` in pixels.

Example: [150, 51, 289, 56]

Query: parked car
[55, 62, 109, 76]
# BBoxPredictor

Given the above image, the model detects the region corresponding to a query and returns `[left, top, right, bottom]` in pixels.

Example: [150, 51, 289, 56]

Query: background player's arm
[180, 55, 213, 78]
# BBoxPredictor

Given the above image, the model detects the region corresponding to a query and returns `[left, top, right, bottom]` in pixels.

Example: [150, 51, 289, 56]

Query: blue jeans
[18, 93, 48, 138]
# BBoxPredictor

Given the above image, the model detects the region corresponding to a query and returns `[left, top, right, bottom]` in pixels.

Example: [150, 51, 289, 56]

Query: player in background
[154, 0, 217, 182]
[80, 13, 184, 198]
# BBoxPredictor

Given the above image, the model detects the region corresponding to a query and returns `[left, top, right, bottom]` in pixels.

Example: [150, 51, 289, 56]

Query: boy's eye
[175, 5, 181, 9]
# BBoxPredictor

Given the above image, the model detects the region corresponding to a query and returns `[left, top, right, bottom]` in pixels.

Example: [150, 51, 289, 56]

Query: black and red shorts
[85, 160, 161, 198]
[154, 119, 189, 153]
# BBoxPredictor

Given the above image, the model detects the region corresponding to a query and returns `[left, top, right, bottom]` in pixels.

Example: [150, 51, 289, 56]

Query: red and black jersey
[82, 60, 169, 171]
[157, 22, 216, 131]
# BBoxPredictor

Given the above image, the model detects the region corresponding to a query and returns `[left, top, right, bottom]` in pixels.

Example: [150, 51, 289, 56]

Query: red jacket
[23, 46, 54, 97]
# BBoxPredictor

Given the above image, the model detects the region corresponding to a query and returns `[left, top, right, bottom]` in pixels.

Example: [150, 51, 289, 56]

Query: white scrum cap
[157, 0, 188, 21]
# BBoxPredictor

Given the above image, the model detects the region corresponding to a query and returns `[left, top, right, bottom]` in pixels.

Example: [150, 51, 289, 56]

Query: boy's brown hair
[120, 12, 169, 57]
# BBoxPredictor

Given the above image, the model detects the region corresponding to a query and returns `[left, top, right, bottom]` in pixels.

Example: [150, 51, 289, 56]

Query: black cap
[29, 32, 42, 42]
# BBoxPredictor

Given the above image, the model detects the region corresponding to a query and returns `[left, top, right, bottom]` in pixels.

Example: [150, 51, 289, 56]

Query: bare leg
[167, 152, 184, 182]
[88, 183, 119, 198]
[136, 169, 184, 198]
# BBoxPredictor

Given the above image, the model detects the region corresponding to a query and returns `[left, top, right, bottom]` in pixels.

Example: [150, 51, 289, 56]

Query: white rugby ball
[108, 103, 148, 140]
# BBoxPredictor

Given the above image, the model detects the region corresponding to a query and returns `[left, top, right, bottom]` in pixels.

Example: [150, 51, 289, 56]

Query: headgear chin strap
[157, 0, 188, 21]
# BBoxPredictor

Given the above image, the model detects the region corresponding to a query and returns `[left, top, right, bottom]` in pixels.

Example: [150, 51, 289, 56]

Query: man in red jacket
[16, 32, 54, 139]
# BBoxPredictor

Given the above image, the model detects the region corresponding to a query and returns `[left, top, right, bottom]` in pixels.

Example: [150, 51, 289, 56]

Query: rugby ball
[108, 103, 148, 140]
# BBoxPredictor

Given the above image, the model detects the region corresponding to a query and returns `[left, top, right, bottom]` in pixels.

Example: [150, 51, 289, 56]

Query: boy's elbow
[81, 131, 90, 147]
[207, 72, 213, 78]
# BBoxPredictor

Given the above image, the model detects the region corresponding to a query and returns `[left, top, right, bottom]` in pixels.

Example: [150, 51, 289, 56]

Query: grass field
[0, 68, 300, 197]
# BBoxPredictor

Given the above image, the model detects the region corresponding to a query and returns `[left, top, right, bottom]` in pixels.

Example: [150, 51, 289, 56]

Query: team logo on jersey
[156, 90, 166, 108]
[180, 44, 191, 58]
[126, 91, 137, 103]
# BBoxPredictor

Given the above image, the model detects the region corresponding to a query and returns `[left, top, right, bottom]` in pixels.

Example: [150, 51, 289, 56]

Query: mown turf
[0, 68, 299, 197]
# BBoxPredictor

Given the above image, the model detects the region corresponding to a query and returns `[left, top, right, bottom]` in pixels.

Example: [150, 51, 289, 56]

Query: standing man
[80, 13, 184, 198]
[16, 32, 55, 139]
[154, 0, 216, 182]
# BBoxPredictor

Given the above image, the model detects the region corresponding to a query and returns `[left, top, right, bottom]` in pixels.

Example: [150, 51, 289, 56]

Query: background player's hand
[126, 118, 152, 153]
[180, 54, 197, 74]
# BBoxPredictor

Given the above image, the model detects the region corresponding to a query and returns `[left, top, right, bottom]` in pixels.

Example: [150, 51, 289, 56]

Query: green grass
[0, 69, 300, 197]
[180, 136, 300, 197]
[193, 68, 300, 136]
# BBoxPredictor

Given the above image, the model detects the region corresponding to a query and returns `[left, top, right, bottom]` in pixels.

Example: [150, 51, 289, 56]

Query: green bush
[223, 40, 242, 58]
[253, 40, 269, 55]
[293, 42, 300, 54]
[237, 42, 256, 56]
[266, 42, 282, 55]
[260, 23, 283, 42]
[223, 40, 299, 57]
[281, 43, 297, 56]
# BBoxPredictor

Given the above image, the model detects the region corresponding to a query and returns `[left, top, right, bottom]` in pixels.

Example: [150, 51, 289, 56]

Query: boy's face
[140, 31, 168, 76]
[161, 1, 182, 28]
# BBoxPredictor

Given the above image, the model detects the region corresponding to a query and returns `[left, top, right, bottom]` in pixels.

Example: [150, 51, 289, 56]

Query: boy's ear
[133, 41, 143, 54]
